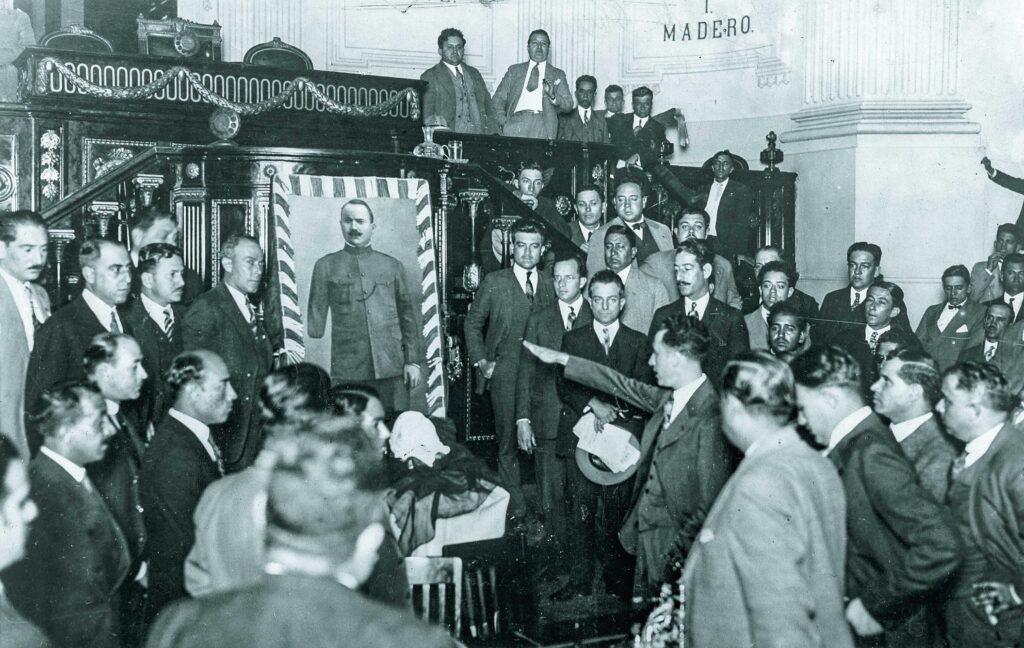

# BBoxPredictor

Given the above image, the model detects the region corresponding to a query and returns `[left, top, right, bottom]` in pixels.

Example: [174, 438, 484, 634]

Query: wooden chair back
[405, 556, 462, 637]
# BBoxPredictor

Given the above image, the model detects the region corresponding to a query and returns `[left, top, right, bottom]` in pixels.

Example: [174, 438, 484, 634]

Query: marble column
[782, 0, 982, 319]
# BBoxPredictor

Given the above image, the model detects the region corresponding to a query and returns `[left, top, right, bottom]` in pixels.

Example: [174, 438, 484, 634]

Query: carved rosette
[39, 130, 61, 200]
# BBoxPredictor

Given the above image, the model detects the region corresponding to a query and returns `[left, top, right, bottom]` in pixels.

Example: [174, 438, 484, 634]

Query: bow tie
[631, 223, 643, 231]
[947, 303, 962, 310]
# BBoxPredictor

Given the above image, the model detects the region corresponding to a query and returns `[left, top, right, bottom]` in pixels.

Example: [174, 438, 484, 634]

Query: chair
[443, 536, 536, 645]
[405, 556, 462, 637]
[136, 16, 222, 60]
[243, 37, 313, 71]
[39, 24, 114, 53]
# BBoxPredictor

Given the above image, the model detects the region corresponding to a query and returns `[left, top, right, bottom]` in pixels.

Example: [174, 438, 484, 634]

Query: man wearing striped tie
[419, 27, 497, 135]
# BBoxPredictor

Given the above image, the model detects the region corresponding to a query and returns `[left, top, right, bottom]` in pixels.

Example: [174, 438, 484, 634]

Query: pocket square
[698, 528, 715, 544]
[955, 324, 969, 333]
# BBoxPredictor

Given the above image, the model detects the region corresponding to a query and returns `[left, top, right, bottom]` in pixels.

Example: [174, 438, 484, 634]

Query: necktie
[246, 302, 259, 337]
[631, 223, 643, 239]
[662, 394, 675, 429]
[868, 331, 879, 349]
[162, 307, 174, 338]
[688, 301, 698, 317]
[1008, 295, 1016, 314]
[455, 66, 465, 84]
[524, 271, 534, 302]
[109, 311, 122, 334]
[986, 344, 997, 361]
[852, 292, 861, 309]
[951, 453, 967, 480]
[25, 284, 41, 330]
[526, 64, 539, 92]
[601, 327, 611, 354]
[633, 123, 642, 136]
[210, 440, 225, 476]
[566, 306, 576, 331]
[585, 230, 592, 242]
[583, 110, 590, 124]
[81, 475, 96, 493]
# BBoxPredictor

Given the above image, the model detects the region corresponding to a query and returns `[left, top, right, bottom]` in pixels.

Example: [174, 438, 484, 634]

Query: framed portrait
[269, 174, 445, 415]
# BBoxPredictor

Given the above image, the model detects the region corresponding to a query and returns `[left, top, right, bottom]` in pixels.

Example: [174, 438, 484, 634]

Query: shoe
[550, 581, 592, 602]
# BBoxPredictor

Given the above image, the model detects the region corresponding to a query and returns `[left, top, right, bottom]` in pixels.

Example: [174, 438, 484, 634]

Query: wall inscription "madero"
[662, 0, 753, 42]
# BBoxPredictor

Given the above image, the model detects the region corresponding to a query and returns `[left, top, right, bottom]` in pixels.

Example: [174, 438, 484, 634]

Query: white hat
[389, 412, 450, 467]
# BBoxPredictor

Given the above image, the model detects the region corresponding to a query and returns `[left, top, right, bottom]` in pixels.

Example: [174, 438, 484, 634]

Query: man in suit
[984, 251, 1024, 325]
[817, 242, 912, 344]
[84, 333, 150, 646]
[601, 224, 668, 334]
[0, 210, 51, 457]
[649, 239, 749, 384]
[682, 352, 853, 648]
[512, 162, 573, 240]
[128, 208, 203, 306]
[754, 245, 819, 325]
[146, 414, 454, 648]
[524, 313, 735, 600]
[969, 223, 1019, 304]
[557, 75, 610, 144]
[607, 86, 666, 169]
[960, 302, 1012, 364]
[0, 435, 50, 648]
[491, 29, 573, 140]
[26, 238, 133, 428]
[982, 156, 1024, 235]
[420, 27, 497, 135]
[123, 243, 186, 429]
[834, 280, 920, 385]
[937, 362, 1024, 647]
[792, 347, 961, 647]
[570, 184, 604, 252]
[871, 349, 958, 502]
[744, 260, 796, 350]
[602, 84, 624, 120]
[916, 264, 985, 370]
[586, 175, 674, 274]
[2, 383, 130, 648]
[182, 234, 273, 472]
[464, 219, 553, 519]
[141, 350, 234, 619]
[307, 200, 423, 413]
[549, 270, 651, 601]
[514, 252, 592, 554]
[768, 300, 811, 363]
[640, 206, 742, 308]
[692, 150, 757, 262]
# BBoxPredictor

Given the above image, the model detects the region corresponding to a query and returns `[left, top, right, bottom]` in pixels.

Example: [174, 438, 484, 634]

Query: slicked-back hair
[329, 383, 382, 418]
[632, 86, 653, 99]
[713, 149, 735, 161]
[0, 435, 21, 500]
[509, 217, 547, 243]
[604, 223, 637, 250]
[437, 27, 465, 48]
[943, 362, 1016, 414]
[518, 160, 543, 175]
[340, 199, 374, 222]
[588, 269, 624, 298]
[890, 349, 941, 406]
[28, 381, 104, 443]
[997, 223, 1018, 238]
[756, 244, 783, 258]
[166, 351, 211, 402]
[576, 74, 597, 89]
[259, 363, 332, 424]
[605, 84, 623, 96]
[0, 210, 47, 243]
[614, 173, 649, 197]
[656, 314, 711, 363]
[138, 242, 183, 276]
[79, 238, 123, 269]
[847, 242, 882, 266]
[875, 329, 918, 363]
[941, 264, 971, 283]
[528, 29, 550, 42]
[870, 279, 905, 309]
[722, 351, 798, 423]
[264, 414, 389, 560]
[130, 207, 175, 236]
[767, 300, 807, 330]
[678, 206, 711, 228]
[575, 183, 604, 202]
[220, 233, 260, 260]
[1003, 252, 1024, 267]
[757, 260, 796, 286]
[675, 238, 713, 269]
[790, 345, 862, 392]
[553, 250, 587, 278]
[83, 332, 134, 380]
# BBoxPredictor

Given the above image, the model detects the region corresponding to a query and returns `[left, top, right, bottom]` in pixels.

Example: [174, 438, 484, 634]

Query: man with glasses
[492, 29, 573, 139]
[586, 176, 674, 275]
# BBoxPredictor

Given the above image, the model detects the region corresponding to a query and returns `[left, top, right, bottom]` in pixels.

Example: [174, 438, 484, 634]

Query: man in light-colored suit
[970, 223, 1019, 305]
[641, 207, 741, 309]
[491, 29, 573, 140]
[557, 75, 609, 144]
[744, 260, 796, 350]
[916, 264, 985, 371]
[420, 27, 497, 135]
[602, 224, 668, 336]
[0, 210, 50, 457]
[682, 353, 853, 648]
[586, 175, 673, 274]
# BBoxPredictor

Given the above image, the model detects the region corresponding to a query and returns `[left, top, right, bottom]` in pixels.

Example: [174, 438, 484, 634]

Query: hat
[574, 433, 641, 486]
[389, 411, 450, 467]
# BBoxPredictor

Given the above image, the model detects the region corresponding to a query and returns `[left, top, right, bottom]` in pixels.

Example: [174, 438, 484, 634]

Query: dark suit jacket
[562, 357, 735, 588]
[695, 178, 757, 261]
[896, 415, 958, 503]
[557, 108, 610, 144]
[832, 326, 921, 389]
[123, 299, 185, 429]
[958, 341, 993, 364]
[826, 412, 961, 630]
[87, 412, 148, 569]
[145, 574, 454, 648]
[649, 297, 749, 384]
[557, 323, 652, 455]
[817, 286, 913, 345]
[491, 61, 573, 139]
[1, 453, 130, 648]
[0, 590, 51, 648]
[607, 112, 667, 168]
[182, 284, 273, 469]
[989, 169, 1024, 231]
[141, 415, 222, 616]
[515, 300, 593, 442]
[915, 301, 984, 370]
[419, 61, 497, 134]
[25, 295, 133, 430]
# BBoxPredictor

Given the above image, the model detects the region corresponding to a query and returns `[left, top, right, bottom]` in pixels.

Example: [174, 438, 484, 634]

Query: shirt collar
[850, 286, 867, 303]
[81, 288, 121, 331]
[105, 399, 120, 418]
[559, 296, 584, 321]
[616, 264, 631, 284]
[593, 319, 620, 342]
[684, 292, 711, 319]
[0, 265, 26, 296]
[512, 263, 535, 286]
[985, 339, 999, 350]
[141, 291, 172, 322]
[713, 177, 730, 189]
[760, 305, 771, 322]
[964, 422, 1006, 468]
[441, 61, 462, 76]
[669, 374, 707, 422]
[578, 106, 591, 120]
[40, 446, 87, 483]
[824, 406, 872, 455]
[890, 412, 933, 443]
[224, 282, 252, 318]
[632, 115, 647, 129]
[865, 324, 891, 341]
[168, 408, 220, 463]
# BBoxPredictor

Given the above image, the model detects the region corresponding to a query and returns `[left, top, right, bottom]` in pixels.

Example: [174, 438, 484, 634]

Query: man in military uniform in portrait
[307, 199, 424, 413]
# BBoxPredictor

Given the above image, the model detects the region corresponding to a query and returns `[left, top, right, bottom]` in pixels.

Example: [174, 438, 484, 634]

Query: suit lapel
[505, 63, 528, 118]
[214, 284, 256, 343]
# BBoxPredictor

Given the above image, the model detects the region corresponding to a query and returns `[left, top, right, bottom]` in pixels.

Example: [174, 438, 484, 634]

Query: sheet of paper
[573, 412, 641, 473]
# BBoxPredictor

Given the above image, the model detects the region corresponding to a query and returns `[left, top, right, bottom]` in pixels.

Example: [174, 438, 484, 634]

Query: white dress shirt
[82, 288, 125, 332]
[985, 339, 999, 359]
[850, 286, 868, 308]
[963, 422, 1004, 469]
[936, 302, 963, 333]
[442, 61, 464, 78]
[141, 292, 174, 330]
[514, 61, 546, 113]
[824, 406, 873, 456]
[40, 446, 88, 483]
[168, 408, 221, 464]
[1004, 292, 1023, 320]
[558, 296, 584, 330]
[704, 177, 729, 236]
[512, 263, 537, 296]
[616, 264, 632, 286]
[593, 319, 620, 349]
[577, 106, 591, 123]
[578, 221, 597, 243]
[224, 282, 254, 322]
[683, 292, 711, 320]
[890, 412, 933, 443]
[865, 324, 891, 344]
[666, 374, 708, 426]
[631, 115, 649, 132]
[623, 217, 646, 240]
[0, 265, 37, 347]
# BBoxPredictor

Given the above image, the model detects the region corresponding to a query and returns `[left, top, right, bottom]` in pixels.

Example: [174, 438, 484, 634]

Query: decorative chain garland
[37, 57, 420, 119]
